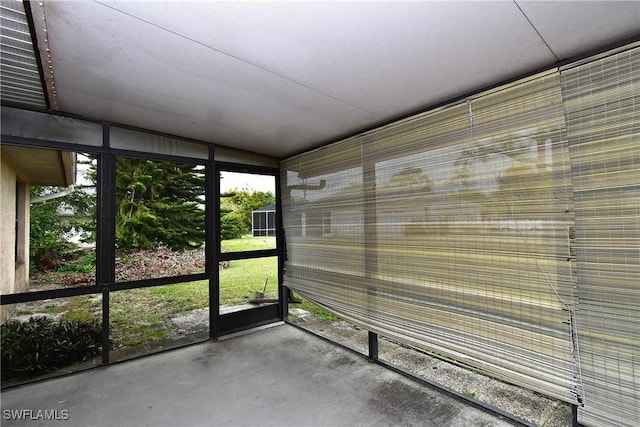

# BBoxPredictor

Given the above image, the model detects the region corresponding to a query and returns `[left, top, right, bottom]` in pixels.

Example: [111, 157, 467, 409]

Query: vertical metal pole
[208, 146, 220, 340]
[281, 285, 289, 321]
[572, 404, 581, 427]
[97, 124, 115, 364]
[276, 171, 287, 320]
[101, 291, 110, 364]
[368, 331, 378, 362]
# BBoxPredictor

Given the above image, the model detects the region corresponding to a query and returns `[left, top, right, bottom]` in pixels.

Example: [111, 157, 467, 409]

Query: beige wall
[16, 180, 30, 293]
[0, 154, 30, 323]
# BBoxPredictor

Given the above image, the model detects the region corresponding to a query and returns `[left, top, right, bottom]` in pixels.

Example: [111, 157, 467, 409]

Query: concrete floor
[0, 323, 518, 427]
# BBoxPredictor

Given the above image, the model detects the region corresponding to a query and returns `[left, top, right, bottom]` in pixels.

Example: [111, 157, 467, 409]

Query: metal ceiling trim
[559, 38, 640, 71]
[23, 0, 52, 109]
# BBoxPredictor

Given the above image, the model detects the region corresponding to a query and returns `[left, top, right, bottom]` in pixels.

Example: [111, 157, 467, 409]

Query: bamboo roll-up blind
[281, 69, 579, 402]
[561, 45, 640, 427]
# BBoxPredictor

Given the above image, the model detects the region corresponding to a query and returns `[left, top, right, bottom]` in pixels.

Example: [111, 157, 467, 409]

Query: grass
[220, 258, 278, 304]
[148, 281, 209, 312]
[8, 235, 336, 377]
[107, 236, 278, 344]
[463, 390, 477, 398]
[109, 289, 174, 346]
[221, 235, 276, 252]
[13, 236, 338, 349]
[15, 295, 101, 322]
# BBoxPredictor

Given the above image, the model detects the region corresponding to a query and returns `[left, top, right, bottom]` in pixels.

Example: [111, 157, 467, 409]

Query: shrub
[1, 316, 102, 381]
[220, 214, 245, 240]
[30, 184, 95, 273]
[57, 251, 96, 273]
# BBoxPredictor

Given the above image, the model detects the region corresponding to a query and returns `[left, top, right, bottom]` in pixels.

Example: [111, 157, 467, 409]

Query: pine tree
[115, 158, 205, 250]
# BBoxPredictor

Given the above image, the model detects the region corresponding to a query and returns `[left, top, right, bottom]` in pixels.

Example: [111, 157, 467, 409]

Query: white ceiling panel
[517, 1, 640, 60]
[42, 1, 380, 156]
[95, 1, 555, 115]
[5, 1, 639, 158]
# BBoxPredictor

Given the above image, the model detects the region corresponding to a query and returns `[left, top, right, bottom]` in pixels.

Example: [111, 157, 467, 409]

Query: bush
[1, 316, 102, 381]
[57, 251, 96, 273]
[30, 185, 94, 273]
[220, 214, 246, 240]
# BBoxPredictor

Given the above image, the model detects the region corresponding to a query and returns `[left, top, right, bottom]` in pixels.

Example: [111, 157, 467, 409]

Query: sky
[220, 171, 275, 194]
[72, 156, 275, 194]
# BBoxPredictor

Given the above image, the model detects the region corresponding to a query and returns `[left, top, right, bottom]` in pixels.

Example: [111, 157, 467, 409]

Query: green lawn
[14, 235, 335, 349]
[108, 236, 278, 345]
[7, 235, 340, 380]
[219, 235, 278, 304]
[220, 257, 278, 305]
[221, 235, 276, 252]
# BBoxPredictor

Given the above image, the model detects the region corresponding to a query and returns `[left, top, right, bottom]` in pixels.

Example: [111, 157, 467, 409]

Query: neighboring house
[252, 203, 276, 237]
[0, 146, 75, 323]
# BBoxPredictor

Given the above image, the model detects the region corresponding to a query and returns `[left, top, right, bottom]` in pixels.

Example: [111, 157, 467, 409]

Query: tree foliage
[496, 164, 553, 215]
[30, 187, 72, 271]
[381, 167, 433, 194]
[30, 155, 269, 263]
[221, 188, 275, 237]
[115, 158, 205, 250]
[220, 212, 245, 240]
[30, 183, 95, 272]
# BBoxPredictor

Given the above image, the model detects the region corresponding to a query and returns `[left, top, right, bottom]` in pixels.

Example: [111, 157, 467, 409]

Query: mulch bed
[31, 247, 205, 288]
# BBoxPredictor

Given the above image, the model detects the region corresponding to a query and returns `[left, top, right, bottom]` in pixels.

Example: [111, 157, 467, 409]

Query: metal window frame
[215, 161, 283, 336]
[0, 108, 284, 384]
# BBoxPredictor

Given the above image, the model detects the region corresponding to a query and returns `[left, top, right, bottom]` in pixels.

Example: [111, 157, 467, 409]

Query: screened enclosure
[1, 107, 283, 382]
[252, 204, 277, 237]
[1, 4, 638, 423]
[281, 44, 640, 427]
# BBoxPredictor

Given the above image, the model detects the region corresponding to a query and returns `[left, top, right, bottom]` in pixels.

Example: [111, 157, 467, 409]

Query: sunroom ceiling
[2, 1, 640, 158]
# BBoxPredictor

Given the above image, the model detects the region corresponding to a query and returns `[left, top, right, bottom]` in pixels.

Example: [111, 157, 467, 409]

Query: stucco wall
[0, 154, 30, 323]
[1, 154, 17, 323]
[15, 180, 29, 293]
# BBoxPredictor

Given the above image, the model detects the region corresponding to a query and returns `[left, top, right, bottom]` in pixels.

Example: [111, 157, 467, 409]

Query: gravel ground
[289, 307, 573, 427]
